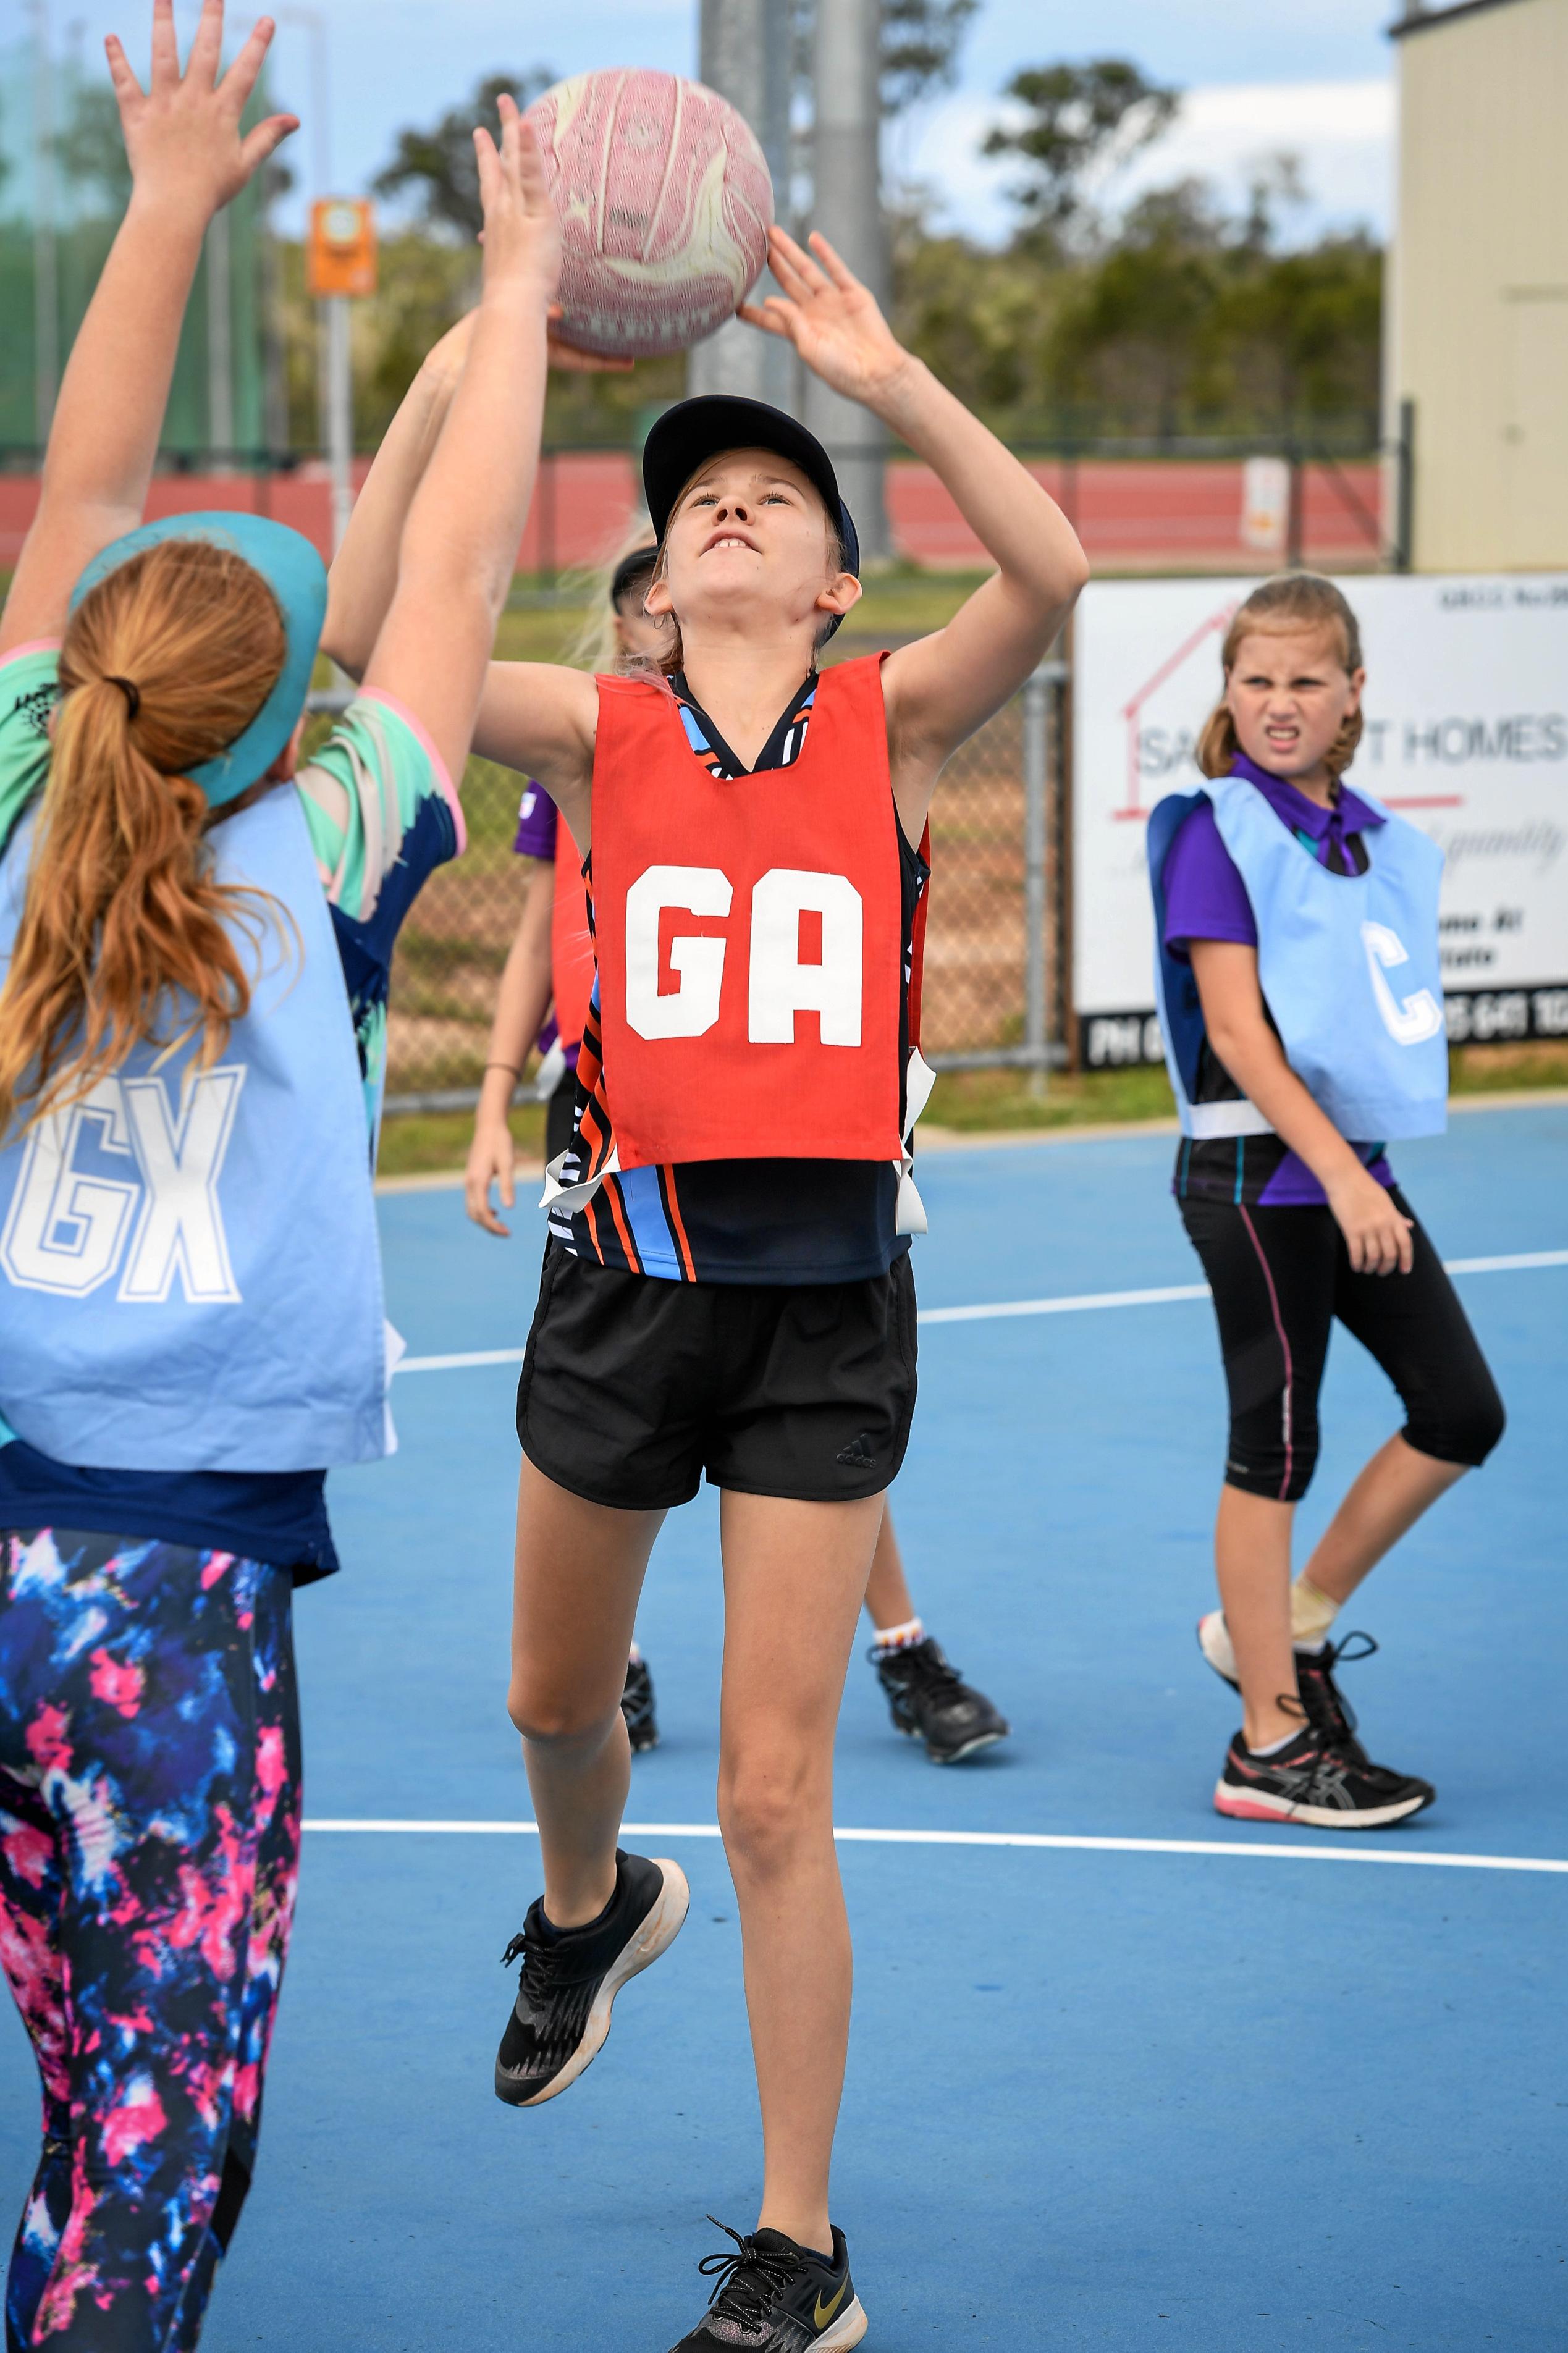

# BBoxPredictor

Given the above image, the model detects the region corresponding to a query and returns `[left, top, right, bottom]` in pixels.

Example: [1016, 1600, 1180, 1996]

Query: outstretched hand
[105, 0, 297, 217]
[473, 96, 561, 304]
[740, 225, 913, 409]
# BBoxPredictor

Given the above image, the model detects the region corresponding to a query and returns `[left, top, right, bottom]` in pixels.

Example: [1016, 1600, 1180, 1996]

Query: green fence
[0, 32, 277, 454]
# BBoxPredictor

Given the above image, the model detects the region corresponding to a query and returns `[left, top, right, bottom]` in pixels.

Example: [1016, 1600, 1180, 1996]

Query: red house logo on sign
[1115, 599, 1239, 822]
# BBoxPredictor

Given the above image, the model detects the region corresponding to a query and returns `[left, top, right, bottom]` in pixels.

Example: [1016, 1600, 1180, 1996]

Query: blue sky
[36, 1, 1401, 244]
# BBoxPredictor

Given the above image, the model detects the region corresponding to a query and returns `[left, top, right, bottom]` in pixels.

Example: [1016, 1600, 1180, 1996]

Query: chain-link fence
[374, 648, 1070, 1111]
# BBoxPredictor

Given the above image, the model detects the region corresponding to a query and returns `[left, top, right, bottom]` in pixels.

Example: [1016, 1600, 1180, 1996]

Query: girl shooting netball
[467, 543, 1012, 1771]
[329, 219, 1087, 2347]
[0, 9, 560, 2338]
[1147, 574, 1505, 1832]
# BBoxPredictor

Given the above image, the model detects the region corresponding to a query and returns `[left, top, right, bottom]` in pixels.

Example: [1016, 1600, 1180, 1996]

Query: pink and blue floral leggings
[0, 1530, 301, 2352]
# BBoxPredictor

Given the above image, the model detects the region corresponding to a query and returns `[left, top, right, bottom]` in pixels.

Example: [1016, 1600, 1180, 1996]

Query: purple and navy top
[513, 780, 569, 1071]
[1161, 751, 1395, 1207]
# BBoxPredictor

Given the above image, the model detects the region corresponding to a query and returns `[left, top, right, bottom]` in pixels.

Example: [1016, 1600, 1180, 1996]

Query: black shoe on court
[872, 1636, 1010, 1764]
[623, 1653, 660, 1753]
[1215, 1723, 1433, 1831]
[669, 2218, 867, 2351]
[494, 1850, 688, 2107]
[1198, 1614, 1377, 1758]
[1292, 1632, 1378, 1757]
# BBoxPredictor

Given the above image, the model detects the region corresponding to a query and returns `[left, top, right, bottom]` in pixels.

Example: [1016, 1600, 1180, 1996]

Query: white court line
[919, 1282, 1208, 1326]
[400, 1345, 526, 1371]
[301, 1817, 1568, 1875]
[395, 1248, 1568, 1372]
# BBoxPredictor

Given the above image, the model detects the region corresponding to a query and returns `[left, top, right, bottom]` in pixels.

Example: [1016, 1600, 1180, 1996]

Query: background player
[1147, 573, 1506, 1830]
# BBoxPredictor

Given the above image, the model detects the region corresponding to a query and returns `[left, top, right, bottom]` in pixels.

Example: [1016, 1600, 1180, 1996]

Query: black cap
[609, 544, 659, 607]
[641, 395, 860, 580]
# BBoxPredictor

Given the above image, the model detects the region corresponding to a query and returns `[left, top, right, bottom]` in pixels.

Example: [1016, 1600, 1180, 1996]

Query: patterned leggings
[0, 1531, 302, 2352]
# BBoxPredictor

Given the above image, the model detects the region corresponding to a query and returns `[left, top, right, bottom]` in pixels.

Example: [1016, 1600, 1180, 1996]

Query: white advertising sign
[1072, 573, 1568, 1065]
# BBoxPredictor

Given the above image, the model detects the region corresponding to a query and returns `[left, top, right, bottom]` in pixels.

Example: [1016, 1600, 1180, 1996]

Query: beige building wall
[1390, 0, 1568, 570]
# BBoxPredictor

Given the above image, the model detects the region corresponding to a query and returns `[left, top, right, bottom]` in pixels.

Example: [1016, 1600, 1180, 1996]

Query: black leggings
[1179, 1188, 1505, 1504]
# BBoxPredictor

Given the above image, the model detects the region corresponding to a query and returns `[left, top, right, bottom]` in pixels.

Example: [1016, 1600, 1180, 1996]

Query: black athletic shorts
[516, 1240, 917, 1510]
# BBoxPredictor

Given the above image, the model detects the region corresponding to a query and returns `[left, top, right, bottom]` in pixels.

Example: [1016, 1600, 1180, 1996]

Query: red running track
[0, 455, 1384, 575]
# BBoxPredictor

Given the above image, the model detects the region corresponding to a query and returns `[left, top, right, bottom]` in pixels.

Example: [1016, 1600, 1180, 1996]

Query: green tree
[983, 59, 1180, 234]
[881, 0, 980, 112]
[54, 82, 133, 212]
[373, 69, 556, 241]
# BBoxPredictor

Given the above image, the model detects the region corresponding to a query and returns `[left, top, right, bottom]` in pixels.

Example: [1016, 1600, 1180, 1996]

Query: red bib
[549, 807, 596, 1055]
[591, 655, 906, 1170]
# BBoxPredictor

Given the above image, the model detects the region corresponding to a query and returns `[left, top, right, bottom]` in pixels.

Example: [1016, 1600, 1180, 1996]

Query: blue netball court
[2, 1099, 1561, 2352]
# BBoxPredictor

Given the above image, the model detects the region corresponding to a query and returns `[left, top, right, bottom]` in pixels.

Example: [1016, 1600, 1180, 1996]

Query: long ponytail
[0, 539, 291, 1136]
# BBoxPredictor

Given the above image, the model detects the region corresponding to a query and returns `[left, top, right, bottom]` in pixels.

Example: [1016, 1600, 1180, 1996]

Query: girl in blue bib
[1147, 573, 1504, 1832]
[0, 13, 563, 2343]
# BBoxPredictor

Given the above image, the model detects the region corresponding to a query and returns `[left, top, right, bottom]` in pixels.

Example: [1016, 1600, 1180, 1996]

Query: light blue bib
[0, 787, 389, 1470]
[1148, 773, 1448, 1143]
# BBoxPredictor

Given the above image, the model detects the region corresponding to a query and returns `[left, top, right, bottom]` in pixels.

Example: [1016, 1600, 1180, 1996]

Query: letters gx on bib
[0, 790, 388, 1472]
[592, 655, 909, 1171]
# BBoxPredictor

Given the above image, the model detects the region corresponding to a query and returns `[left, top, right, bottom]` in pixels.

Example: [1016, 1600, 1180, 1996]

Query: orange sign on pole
[306, 199, 378, 299]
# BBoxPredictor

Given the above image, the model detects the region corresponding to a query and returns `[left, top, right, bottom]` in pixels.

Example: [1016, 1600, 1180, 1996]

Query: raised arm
[358, 103, 563, 783]
[358, 107, 609, 798]
[320, 314, 473, 683]
[0, 0, 295, 657]
[325, 305, 630, 684]
[326, 334, 600, 833]
[742, 225, 1089, 837]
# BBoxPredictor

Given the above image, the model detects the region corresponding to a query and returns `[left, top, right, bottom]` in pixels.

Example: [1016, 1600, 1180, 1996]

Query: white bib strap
[893, 1047, 937, 1237]
[540, 1143, 620, 1216]
[1186, 1099, 1276, 1140]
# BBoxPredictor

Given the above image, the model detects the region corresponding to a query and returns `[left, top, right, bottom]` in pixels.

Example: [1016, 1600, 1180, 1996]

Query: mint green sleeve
[292, 688, 464, 922]
[0, 647, 61, 856]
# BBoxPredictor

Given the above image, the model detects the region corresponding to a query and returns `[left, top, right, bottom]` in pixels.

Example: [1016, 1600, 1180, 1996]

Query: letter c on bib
[1361, 920, 1444, 1046]
[748, 869, 864, 1046]
[625, 865, 732, 1039]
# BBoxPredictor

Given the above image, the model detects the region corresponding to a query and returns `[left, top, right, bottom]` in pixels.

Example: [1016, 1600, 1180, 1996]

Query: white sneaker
[1197, 1609, 1239, 1689]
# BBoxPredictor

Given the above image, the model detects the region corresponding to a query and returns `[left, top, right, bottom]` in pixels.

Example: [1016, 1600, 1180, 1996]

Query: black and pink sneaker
[1215, 1725, 1433, 1831]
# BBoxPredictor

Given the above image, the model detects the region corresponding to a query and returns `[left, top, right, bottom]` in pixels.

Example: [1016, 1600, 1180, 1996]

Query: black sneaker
[1199, 1617, 1378, 1759]
[872, 1636, 1010, 1764]
[623, 1653, 660, 1753]
[670, 2218, 866, 2351]
[1293, 1632, 1378, 1758]
[494, 1850, 688, 2107]
[1215, 1724, 1434, 1830]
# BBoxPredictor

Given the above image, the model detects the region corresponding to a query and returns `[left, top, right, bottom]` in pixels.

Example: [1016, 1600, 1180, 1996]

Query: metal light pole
[689, 0, 796, 413]
[276, 6, 339, 491]
[806, 0, 888, 558]
[324, 293, 352, 550]
[206, 207, 234, 461]
[27, 0, 60, 444]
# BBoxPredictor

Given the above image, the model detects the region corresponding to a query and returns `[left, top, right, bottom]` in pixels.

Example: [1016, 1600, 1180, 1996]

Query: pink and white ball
[525, 67, 773, 360]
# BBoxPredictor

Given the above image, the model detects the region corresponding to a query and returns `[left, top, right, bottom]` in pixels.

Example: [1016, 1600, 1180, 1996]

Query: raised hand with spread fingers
[106, 0, 297, 216]
[1, 0, 298, 655]
[740, 225, 912, 409]
[736, 216, 1088, 842]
